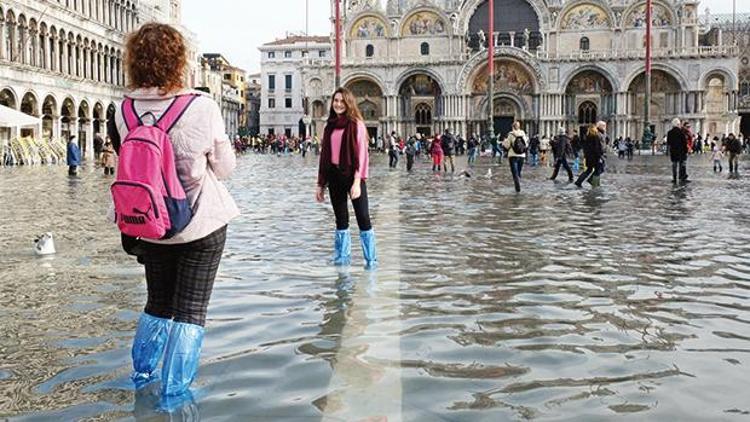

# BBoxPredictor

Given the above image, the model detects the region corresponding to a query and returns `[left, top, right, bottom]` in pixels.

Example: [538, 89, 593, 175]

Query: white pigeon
[34, 233, 56, 256]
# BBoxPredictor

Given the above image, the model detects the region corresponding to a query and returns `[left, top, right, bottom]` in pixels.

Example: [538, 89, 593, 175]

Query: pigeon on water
[34, 233, 56, 256]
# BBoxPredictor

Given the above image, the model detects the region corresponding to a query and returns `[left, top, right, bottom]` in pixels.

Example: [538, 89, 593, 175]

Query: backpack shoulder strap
[156, 94, 199, 133]
[122, 97, 142, 131]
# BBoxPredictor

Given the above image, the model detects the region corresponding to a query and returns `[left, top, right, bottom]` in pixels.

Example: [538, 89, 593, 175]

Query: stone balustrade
[536, 45, 739, 61]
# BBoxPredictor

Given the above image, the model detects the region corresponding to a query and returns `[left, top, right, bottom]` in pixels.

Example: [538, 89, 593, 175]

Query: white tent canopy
[0, 104, 41, 128]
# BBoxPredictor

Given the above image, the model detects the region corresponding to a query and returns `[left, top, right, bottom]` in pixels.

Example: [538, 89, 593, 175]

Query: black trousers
[672, 160, 687, 181]
[575, 159, 602, 185]
[328, 168, 372, 231]
[406, 155, 414, 171]
[139, 225, 227, 326]
[551, 158, 573, 181]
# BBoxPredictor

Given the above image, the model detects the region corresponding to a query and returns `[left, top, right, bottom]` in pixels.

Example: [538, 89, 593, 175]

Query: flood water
[1, 153, 749, 421]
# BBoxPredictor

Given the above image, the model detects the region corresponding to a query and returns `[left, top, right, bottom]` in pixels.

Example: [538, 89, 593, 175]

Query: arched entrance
[565, 69, 613, 138]
[628, 69, 681, 140]
[42, 95, 57, 139]
[20, 92, 39, 138]
[399, 73, 441, 137]
[78, 101, 90, 157]
[470, 58, 536, 136]
[492, 97, 521, 140]
[346, 78, 384, 140]
[60, 98, 75, 141]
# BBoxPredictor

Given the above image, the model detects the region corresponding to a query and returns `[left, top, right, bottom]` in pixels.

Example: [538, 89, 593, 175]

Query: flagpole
[487, 0, 495, 142]
[643, 0, 653, 152]
[334, 0, 341, 88]
[732, 0, 737, 46]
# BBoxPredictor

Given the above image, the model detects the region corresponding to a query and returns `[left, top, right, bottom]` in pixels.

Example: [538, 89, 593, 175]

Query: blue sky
[182, 0, 740, 74]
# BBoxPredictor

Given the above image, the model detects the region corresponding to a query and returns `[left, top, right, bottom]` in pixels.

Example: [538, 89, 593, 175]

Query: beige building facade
[302, 0, 740, 142]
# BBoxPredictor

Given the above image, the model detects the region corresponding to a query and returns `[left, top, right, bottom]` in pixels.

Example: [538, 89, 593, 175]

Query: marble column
[85, 121, 94, 161]
[19, 25, 28, 64]
[693, 26, 699, 47]
[0, 21, 5, 60]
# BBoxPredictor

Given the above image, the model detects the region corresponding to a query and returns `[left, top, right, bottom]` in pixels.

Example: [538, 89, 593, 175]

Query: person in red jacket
[431, 135, 444, 172]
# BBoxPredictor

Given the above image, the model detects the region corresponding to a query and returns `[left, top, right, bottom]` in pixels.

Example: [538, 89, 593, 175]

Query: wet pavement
[1, 152, 749, 421]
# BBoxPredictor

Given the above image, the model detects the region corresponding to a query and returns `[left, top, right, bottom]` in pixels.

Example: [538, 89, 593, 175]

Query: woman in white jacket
[501, 121, 528, 193]
[108, 23, 239, 409]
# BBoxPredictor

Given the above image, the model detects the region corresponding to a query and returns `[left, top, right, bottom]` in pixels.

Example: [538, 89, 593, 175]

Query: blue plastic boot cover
[131, 313, 173, 388]
[360, 229, 378, 269]
[333, 229, 352, 265]
[161, 322, 204, 398]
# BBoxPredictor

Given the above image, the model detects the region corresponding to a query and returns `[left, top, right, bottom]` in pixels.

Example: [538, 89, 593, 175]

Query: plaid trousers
[139, 226, 227, 326]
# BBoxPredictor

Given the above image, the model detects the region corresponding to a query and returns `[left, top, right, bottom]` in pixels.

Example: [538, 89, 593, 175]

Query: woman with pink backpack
[108, 23, 239, 409]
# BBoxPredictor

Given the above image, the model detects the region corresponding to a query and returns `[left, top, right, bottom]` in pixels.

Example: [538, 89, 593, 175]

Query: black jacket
[441, 134, 456, 156]
[727, 137, 743, 154]
[583, 133, 603, 163]
[552, 135, 572, 159]
[667, 126, 688, 162]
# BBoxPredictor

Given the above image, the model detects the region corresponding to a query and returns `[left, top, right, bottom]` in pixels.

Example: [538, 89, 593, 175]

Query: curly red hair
[125, 23, 187, 93]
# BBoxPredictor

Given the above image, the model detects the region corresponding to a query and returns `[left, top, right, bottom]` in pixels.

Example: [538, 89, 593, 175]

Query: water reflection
[0, 154, 749, 420]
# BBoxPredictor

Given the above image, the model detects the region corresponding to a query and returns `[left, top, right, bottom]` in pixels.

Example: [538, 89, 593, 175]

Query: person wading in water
[315, 87, 378, 269]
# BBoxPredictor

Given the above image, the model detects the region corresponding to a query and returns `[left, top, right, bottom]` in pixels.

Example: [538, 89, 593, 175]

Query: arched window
[740, 79, 750, 97]
[415, 103, 432, 125]
[365, 44, 374, 57]
[578, 101, 597, 124]
[580, 37, 590, 51]
[420, 42, 429, 56]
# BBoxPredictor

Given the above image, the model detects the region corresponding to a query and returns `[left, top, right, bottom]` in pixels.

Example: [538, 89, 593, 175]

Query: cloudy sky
[183, 0, 739, 74]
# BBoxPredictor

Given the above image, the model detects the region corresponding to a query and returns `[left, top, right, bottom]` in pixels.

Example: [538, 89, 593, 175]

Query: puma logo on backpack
[111, 95, 197, 240]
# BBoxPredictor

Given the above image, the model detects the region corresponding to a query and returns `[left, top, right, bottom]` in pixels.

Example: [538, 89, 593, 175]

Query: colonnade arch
[77, 100, 90, 157]
[42, 95, 58, 138]
[60, 97, 76, 141]
[702, 71, 736, 137]
[0, 87, 18, 109]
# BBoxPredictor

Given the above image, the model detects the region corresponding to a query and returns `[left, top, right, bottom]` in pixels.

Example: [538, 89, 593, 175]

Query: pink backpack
[111, 95, 197, 240]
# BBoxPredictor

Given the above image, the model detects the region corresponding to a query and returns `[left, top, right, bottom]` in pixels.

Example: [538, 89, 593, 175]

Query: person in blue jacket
[66, 136, 81, 176]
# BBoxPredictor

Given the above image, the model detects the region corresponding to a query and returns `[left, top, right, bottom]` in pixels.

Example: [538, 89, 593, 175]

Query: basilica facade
[302, 0, 740, 142]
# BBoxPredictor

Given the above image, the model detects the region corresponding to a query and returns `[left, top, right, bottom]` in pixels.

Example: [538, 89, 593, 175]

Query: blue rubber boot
[161, 322, 204, 400]
[131, 313, 173, 389]
[360, 229, 378, 270]
[333, 229, 352, 266]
